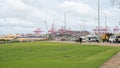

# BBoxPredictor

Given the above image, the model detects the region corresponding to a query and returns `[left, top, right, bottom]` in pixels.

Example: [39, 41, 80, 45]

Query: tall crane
[34, 28, 43, 36]
[48, 23, 56, 34]
[44, 21, 48, 33]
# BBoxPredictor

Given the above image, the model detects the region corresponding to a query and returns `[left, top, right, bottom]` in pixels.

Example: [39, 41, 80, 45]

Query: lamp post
[119, 21, 120, 32]
[102, 12, 107, 33]
[98, 0, 100, 35]
[105, 13, 107, 33]
[104, 13, 107, 28]
[64, 11, 70, 39]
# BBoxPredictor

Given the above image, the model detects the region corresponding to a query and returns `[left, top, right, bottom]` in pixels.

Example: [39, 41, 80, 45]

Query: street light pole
[105, 13, 107, 28]
[105, 13, 108, 33]
[102, 12, 107, 33]
[119, 21, 120, 32]
[64, 12, 66, 37]
[98, 0, 100, 35]
[64, 11, 70, 40]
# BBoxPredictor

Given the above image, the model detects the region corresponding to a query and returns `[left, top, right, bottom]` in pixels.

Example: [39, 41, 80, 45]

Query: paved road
[49, 40, 120, 47]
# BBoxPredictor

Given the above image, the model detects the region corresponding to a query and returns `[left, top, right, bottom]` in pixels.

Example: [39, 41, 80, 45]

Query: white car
[109, 36, 116, 43]
[81, 37, 86, 42]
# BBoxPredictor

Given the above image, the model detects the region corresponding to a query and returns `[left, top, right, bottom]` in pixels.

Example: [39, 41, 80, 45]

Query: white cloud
[60, 1, 95, 17]
[0, 18, 34, 28]
[101, 10, 113, 17]
[4, 0, 31, 11]
[31, 9, 44, 18]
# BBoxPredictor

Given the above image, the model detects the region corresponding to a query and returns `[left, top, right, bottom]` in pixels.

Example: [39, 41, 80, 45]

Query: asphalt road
[49, 40, 120, 47]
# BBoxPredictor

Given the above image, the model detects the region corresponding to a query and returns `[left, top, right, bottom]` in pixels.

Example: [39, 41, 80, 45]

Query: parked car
[109, 35, 120, 43]
[116, 36, 120, 43]
[81, 37, 86, 42]
[75, 37, 86, 42]
[109, 36, 116, 43]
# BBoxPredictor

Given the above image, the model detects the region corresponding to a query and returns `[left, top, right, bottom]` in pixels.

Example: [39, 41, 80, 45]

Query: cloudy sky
[0, 0, 119, 35]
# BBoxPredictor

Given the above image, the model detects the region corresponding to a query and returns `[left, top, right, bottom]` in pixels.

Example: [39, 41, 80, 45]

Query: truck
[100, 33, 113, 42]
[86, 34, 99, 42]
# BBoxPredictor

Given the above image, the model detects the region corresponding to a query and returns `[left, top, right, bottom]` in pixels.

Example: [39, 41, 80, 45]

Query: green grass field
[0, 42, 120, 68]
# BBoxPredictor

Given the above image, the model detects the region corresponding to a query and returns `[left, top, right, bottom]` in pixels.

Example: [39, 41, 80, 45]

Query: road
[49, 40, 120, 47]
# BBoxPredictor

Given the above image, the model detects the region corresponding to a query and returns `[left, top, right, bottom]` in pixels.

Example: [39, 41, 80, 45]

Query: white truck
[86, 34, 99, 42]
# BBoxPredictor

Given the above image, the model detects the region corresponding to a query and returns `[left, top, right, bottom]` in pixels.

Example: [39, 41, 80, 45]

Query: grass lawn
[0, 42, 120, 68]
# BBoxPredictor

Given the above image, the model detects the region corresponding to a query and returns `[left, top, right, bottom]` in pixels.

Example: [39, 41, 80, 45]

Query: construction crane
[33, 28, 43, 36]
[48, 23, 56, 34]
[44, 21, 48, 33]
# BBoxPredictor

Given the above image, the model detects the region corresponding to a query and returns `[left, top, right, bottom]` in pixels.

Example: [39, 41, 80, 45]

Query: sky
[0, 0, 120, 35]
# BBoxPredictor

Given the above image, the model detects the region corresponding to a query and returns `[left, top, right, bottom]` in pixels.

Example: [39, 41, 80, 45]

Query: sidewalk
[99, 52, 120, 68]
